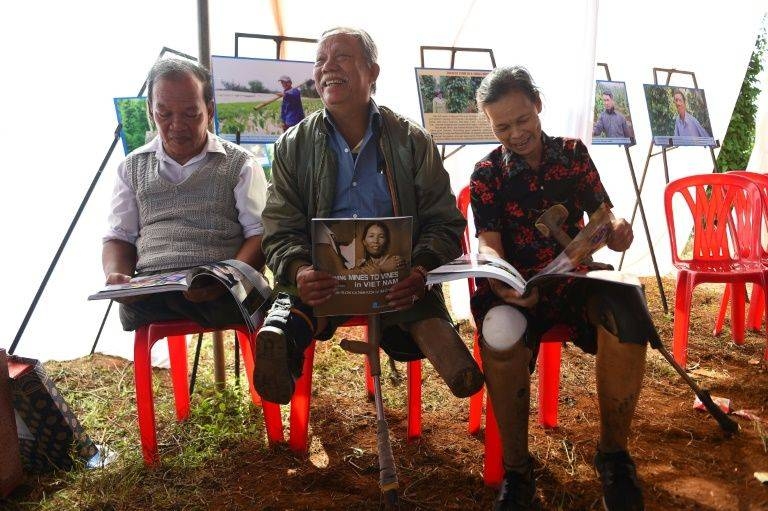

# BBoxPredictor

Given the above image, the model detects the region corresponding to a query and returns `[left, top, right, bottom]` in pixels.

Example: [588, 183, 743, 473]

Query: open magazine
[88, 259, 272, 331]
[312, 216, 412, 316]
[427, 204, 641, 294]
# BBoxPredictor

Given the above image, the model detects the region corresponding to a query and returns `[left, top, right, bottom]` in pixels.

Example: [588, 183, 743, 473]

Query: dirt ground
[6, 277, 768, 510]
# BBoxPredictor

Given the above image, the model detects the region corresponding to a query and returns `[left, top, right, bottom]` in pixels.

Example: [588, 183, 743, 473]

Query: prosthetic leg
[589, 282, 738, 433]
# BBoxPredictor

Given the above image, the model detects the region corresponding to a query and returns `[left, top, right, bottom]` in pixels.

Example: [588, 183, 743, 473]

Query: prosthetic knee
[480, 305, 533, 471]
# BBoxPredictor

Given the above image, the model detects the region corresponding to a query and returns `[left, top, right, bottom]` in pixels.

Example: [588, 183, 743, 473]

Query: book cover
[312, 217, 412, 316]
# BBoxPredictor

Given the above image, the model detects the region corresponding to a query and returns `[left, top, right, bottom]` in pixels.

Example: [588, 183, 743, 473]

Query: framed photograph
[113, 97, 152, 155]
[414, 68, 495, 145]
[643, 84, 715, 147]
[211, 56, 323, 144]
[592, 80, 634, 146]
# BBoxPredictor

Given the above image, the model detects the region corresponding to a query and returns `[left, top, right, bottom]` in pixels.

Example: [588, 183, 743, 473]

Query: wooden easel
[618, 67, 720, 281]
[595, 63, 668, 313]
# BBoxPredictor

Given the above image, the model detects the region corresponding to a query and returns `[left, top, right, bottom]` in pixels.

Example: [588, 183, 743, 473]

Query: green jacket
[262, 104, 466, 323]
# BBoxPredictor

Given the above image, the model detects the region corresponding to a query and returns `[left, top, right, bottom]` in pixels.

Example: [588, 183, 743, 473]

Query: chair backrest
[664, 173, 764, 265]
[727, 170, 768, 258]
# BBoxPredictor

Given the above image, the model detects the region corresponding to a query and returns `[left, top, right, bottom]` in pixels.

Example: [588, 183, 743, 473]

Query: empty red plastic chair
[287, 317, 423, 453]
[665, 173, 768, 366]
[714, 171, 768, 337]
[457, 185, 566, 487]
[133, 320, 284, 465]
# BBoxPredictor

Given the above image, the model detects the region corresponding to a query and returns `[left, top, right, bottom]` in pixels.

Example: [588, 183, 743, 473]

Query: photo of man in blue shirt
[277, 75, 305, 131]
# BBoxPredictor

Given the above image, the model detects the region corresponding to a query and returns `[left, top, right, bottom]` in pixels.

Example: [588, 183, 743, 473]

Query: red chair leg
[537, 341, 561, 428]
[364, 357, 375, 400]
[731, 282, 746, 345]
[133, 326, 159, 465]
[407, 360, 422, 441]
[673, 275, 694, 366]
[483, 399, 504, 487]
[748, 283, 765, 332]
[468, 332, 484, 435]
[237, 330, 285, 444]
[714, 284, 730, 335]
[167, 334, 190, 421]
[235, 330, 262, 406]
[289, 340, 316, 453]
[762, 282, 768, 361]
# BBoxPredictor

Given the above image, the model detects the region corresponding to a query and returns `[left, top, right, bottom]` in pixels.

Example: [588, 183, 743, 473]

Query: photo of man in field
[211, 56, 322, 143]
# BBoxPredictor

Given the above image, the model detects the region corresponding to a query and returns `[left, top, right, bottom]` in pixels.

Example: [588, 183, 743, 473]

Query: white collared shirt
[104, 132, 267, 244]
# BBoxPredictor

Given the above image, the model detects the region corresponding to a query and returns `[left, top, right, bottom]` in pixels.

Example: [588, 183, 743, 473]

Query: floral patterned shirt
[470, 132, 611, 280]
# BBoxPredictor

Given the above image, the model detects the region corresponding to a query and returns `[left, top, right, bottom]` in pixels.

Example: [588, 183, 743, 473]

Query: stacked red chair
[713, 171, 768, 338]
[664, 173, 768, 366]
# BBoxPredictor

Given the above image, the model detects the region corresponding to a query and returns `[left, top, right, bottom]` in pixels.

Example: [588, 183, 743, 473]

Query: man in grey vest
[253, 27, 483, 405]
[102, 59, 268, 330]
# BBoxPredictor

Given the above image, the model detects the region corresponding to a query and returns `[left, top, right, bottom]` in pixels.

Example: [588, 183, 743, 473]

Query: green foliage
[117, 98, 150, 153]
[717, 16, 766, 172]
[217, 98, 324, 136]
[444, 76, 478, 113]
[419, 75, 436, 113]
[248, 80, 268, 93]
[644, 86, 676, 137]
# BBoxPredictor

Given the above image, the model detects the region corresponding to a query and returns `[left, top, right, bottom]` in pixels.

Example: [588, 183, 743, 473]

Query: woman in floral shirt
[470, 66, 647, 511]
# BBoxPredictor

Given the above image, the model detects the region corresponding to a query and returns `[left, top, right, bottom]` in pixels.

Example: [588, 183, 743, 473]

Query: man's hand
[488, 279, 540, 308]
[386, 269, 427, 310]
[184, 283, 227, 303]
[296, 265, 337, 306]
[105, 272, 143, 304]
[606, 217, 633, 252]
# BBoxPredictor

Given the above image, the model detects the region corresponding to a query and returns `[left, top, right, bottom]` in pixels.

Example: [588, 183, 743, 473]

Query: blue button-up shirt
[325, 102, 394, 219]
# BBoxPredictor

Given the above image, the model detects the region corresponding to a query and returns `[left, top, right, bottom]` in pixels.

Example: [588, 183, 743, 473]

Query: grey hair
[147, 58, 213, 107]
[673, 89, 687, 103]
[319, 27, 378, 94]
[476, 66, 540, 112]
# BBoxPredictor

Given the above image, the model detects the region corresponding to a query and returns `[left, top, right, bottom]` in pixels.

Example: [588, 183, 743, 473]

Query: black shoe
[254, 293, 313, 404]
[594, 449, 644, 511]
[495, 459, 536, 511]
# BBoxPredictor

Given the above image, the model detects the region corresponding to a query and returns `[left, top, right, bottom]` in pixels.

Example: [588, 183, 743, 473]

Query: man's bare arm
[102, 239, 137, 284]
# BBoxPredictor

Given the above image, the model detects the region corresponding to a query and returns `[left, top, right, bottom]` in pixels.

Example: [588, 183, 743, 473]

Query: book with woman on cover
[311, 216, 412, 316]
[426, 204, 642, 293]
[88, 259, 271, 331]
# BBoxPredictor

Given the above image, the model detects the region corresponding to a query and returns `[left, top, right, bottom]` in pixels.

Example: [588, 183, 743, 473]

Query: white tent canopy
[1, 0, 765, 362]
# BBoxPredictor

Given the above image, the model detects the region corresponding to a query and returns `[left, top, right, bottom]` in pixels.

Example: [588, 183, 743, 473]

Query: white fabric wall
[0, 0, 764, 360]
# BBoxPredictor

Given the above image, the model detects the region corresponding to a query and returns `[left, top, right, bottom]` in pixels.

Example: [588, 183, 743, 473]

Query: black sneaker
[594, 449, 644, 511]
[495, 459, 537, 511]
[254, 293, 313, 404]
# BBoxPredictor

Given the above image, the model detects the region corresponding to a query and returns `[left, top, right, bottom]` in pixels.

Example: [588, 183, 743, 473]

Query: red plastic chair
[714, 171, 768, 337]
[133, 320, 284, 465]
[287, 317, 422, 453]
[457, 185, 566, 487]
[665, 173, 768, 366]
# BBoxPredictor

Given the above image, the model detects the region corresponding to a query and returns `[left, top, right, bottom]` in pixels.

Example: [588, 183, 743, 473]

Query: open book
[427, 204, 641, 294]
[312, 216, 412, 316]
[88, 260, 272, 331]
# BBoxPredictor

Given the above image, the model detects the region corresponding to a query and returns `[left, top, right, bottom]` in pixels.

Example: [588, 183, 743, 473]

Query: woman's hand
[488, 278, 540, 308]
[606, 218, 633, 252]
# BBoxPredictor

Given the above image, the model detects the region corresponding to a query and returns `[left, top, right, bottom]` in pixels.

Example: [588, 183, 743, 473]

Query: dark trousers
[119, 292, 245, 331]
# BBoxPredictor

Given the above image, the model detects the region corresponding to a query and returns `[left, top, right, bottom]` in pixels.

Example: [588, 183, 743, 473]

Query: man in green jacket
[254, 27, 483, 405]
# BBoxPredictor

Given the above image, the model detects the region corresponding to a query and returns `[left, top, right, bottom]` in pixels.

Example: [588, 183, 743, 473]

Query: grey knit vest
[127, 139, 250, 272]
